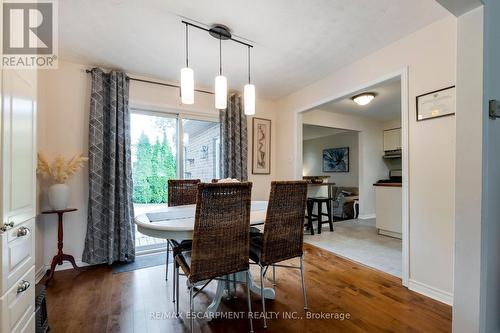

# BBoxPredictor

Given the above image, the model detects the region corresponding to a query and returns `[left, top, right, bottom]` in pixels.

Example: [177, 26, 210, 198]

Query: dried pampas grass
[37, 153, 88, 183]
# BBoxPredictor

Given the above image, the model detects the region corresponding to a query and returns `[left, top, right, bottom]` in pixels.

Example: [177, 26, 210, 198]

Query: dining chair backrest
[167, 179, 200, 207]
[189, 182, 252, 283]
[261, 181, 308, 266]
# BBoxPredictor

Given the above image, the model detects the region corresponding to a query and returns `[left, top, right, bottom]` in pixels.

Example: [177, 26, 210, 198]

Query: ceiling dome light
[352, 93, 376, 106]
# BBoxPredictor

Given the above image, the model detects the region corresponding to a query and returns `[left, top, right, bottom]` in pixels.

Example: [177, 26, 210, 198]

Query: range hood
[383, 149, 402, 159]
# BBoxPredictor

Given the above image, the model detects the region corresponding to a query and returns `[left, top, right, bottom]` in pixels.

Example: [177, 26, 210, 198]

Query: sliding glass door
[130, 110, 220, 252]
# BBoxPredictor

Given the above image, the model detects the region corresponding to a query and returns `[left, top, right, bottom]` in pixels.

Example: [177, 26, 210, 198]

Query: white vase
[48, 183, 69, 210]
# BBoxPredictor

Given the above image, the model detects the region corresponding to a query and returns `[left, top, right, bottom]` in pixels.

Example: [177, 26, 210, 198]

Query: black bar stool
[305, 197, 334, 234]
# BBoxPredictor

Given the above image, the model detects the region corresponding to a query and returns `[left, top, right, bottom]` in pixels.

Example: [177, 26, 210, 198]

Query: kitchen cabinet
[383, 128, 401, 151]
[374, 184, 402, 239]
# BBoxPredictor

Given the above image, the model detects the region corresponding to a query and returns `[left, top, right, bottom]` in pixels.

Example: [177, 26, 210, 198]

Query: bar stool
[305, 197, 334, 234]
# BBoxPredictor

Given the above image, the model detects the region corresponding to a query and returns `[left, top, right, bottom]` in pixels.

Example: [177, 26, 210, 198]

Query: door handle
[16, 280, 30, 294]
[16, 226, 31, 237]
[1, 221, 14, 232]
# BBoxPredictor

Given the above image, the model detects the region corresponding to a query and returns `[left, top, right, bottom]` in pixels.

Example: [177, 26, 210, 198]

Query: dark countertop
[373, 182, 402, 187]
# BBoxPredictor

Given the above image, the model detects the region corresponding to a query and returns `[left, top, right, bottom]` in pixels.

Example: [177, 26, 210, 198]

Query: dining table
[134, 200, 275, 318]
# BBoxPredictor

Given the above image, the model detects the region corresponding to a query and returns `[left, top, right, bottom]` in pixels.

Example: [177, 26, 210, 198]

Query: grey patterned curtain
[82, 68, 135, 265]
[220, 94, 248, 180]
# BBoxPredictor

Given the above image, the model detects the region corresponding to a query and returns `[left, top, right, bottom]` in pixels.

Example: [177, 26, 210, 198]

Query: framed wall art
[322, 147, 349, 172]
[416, 86, 455, 121]
[252, 117, 271, 175]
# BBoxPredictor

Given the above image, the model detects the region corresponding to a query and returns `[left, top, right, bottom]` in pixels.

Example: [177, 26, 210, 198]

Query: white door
[0, 68, 37, 333]
[1, 69, 37, 227]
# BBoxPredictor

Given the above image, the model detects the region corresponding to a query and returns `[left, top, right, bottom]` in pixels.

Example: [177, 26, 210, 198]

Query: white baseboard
[35, 266, 47, 284]
[52, 259, 92, 271]
[358, 213, 376, 220]
[378, 229, 402, 239]
[408, 279, 453, 305]
[36, 259, 92, 283]
[36, 251, 160, 283]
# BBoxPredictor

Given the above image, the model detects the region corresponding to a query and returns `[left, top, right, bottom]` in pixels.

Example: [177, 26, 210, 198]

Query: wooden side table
[42, 208, 80, 286]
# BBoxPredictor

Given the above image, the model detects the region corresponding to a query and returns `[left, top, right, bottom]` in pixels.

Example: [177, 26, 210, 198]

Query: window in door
[182, 118, 220, 182]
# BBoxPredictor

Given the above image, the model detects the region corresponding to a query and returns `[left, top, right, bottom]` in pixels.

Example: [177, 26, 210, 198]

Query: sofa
[331, 186, 359, 219]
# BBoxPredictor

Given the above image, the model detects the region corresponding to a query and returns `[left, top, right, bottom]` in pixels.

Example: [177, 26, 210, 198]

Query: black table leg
[318, 202, 323, 234]
[306, 199, 314, 235]
[327, 200, 334, 231]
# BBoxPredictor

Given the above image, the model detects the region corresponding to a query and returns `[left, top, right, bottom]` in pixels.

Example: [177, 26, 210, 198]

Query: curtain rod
[85, 69, 214, 95]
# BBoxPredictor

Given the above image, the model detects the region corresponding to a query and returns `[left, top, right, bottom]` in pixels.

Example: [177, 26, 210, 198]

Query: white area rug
[304, 218, 402, 277]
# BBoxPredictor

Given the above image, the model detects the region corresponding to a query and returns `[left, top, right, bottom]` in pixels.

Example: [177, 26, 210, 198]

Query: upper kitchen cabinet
[383, 128, 401, 152]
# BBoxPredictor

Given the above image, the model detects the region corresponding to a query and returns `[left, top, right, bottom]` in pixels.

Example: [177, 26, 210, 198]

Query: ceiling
[302, 125, 350, 141]
[59, 0, 448, 100]
[314, 77, 402, 122]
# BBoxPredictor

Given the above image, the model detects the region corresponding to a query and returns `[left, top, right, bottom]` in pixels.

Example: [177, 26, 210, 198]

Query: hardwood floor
[43, 244, 451, 333]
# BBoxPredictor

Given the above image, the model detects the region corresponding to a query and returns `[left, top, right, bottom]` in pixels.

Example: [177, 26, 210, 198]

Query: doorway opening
[300, 73, 407, 281]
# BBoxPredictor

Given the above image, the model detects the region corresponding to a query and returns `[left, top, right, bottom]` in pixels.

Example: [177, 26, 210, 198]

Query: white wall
[36, 60, 278, 274]
[303, 110, 387, 217]
[303, 131, 359, 187]
[275, 16, 457, 303]
[480, 0, 500, 332]
[453, 7, 484, 333]
[36, 62, 90, 277]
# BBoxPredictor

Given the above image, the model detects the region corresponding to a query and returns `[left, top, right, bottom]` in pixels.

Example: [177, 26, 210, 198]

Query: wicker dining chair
[168, 179, 201, 207]
[165, 179, 200, 282]
[174, 182, 254, 333]
[249, 181, 308, 328]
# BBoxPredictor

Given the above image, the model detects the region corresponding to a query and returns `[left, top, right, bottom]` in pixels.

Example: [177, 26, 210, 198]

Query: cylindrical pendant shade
[244, 84, 255, 115]
[215, 75, 227, 109]
[180, 67, 194, 104]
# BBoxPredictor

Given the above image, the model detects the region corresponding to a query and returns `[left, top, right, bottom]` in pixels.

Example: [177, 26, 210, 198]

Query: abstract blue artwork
[323, 147, 349, 172]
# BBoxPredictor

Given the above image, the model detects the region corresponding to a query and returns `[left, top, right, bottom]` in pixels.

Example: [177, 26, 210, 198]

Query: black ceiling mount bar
[84, 69, 214, 95]
[181, 20, 254, 48]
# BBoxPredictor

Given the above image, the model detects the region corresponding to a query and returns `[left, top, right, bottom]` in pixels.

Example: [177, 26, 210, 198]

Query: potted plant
[37, 153, 88, 210]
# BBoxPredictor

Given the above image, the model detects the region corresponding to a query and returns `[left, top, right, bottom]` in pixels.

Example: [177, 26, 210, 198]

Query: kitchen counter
[373, 182, 402, 187]
[374, 184, 402, 239]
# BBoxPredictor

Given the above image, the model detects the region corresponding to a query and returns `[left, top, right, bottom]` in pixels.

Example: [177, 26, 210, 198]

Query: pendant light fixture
[214, 36, 227, 109]
[180, 20, 254, 113]
[244, 46, 255, 115]
[180, 23, 194, 104]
